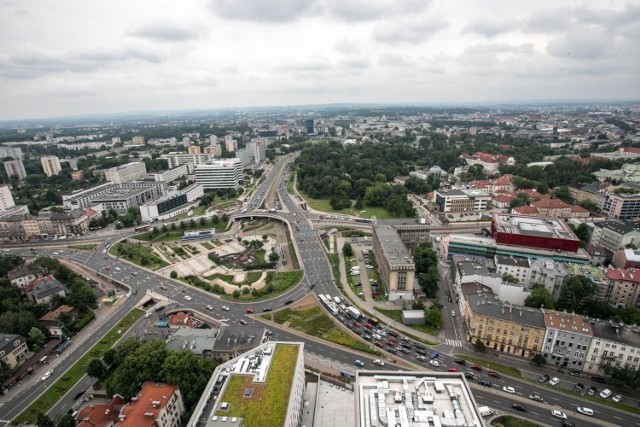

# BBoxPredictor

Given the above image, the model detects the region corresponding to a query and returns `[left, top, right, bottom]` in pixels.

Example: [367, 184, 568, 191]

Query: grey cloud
[526, 4, 640, 34]
[208, 0, 316, 23]
[462, 20, 515, 38]
[546, 30, 611, 60]
[128, 24, 200, 42]
[373, 19, 448, 45]
[324, 0, 430, 22]
[280, 59, 333, 72]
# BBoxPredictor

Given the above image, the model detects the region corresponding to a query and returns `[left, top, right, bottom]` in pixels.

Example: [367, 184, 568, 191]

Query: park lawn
[455, 354, 522, 378]
[13, 309, 145, 425]
[374, 308, 439, 342]
[66, 243, 97, 250]
[201, 242, 214, 250]
[110, 243, 169, 270]
[269, 306, 379, 355]
[172, 205, 206, 220]
[297, 190, 404, 220]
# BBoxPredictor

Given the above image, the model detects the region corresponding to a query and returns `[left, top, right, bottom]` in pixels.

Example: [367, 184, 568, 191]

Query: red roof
[23, 274, 55, 293]
[570, 205, 589, 213]
[462, 151, 513, 164]
[511, 206, 539, 215]
[76, 395, 126, 427]
[493, 195, 514, 203]
[531, 199, 571, 210]
[119, 382, 180, 427]
[168, 311, 193, 328]
[622, 147, 640, 154]
[607, 268, 640, 283]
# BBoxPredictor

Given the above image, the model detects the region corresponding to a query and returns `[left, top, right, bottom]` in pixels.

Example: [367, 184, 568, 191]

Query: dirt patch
[287, 292, 319, 310]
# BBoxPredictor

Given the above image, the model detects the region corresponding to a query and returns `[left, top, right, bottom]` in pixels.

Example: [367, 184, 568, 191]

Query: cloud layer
[0, 0, 638, 120]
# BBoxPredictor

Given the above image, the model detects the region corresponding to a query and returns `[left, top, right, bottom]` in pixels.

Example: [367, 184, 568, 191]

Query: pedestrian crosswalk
[445, 339, 463, 348]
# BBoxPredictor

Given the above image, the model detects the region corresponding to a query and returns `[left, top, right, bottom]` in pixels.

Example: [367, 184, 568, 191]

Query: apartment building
[3, 160, 27, 180]
[529, 258, 569, 299]
[105, 162, 147, 184]
[187, 145, 201, 154]
[118, 382, 184, 427]
[542, 309, 594, 369]
[224, 136, 238, 152]
[372, 225, 415, 301]
[131, 135, 145, 145]
[465, 293, 546, 357]
[590, 220, 640, 252]
[41, 156, 62, 176]
[606, 268, 640, 308]
[195, 159, 243, 190]
[0, 147, 23, 160]
[584, 321, 640, 375]
[159, 152, 217, 168]
[203, 144, 221, 156]
[188, 342, 305, 427]
[0, 334, 29, 369]
[495, 255, 531, 285]
[0, 185, 16, 211]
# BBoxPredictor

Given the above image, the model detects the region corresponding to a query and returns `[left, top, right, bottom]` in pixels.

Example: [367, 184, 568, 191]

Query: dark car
[591, 376, 606, 384]
[570, 370, 582, 377]
[453, 359, 467, 366]
[284, 300, 294, 305]
[478, 379, 492, 387]
[487, 371, 501, 379]
[73, 389, 86, 400]
[512, 403, 527, 412]
[538, 374, 550, 382]
[464, 372, 475, 380]
[562, 422, 576, 427]
[262, 307, 272, 312]
[573, 383, 584, 392]
[399, 347, 410, 354]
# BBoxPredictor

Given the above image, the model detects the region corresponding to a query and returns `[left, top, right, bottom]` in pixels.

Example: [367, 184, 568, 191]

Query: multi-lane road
[1, 154, 639, 427]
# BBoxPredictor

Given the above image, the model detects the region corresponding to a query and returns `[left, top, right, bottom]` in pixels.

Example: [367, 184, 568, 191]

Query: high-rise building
[203, 144, 221, 156]
[0, 147, 23, 160]
[104, 162, 147, 184]
[195, 159, 243, 190]
[131, 135, 145, 145]
[305, 118, 314, 134]
[187, 145, 201, 154]
[3, 160, 27, 180]
[0, 185, 16, 211]
[224, 137, 238, 152]
[40, 156, 62, 177]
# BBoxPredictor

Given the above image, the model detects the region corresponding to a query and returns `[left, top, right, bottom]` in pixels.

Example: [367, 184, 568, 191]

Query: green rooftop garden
[216, 344, 299, 427]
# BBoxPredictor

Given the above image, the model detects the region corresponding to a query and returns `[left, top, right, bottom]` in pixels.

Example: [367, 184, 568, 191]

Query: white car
[502, 386, 515, 394]
[221, 306, 230, 311]
[417, 355, 427, 362]
[183, 295, 192, 301]
[599, 388, 612, 398]
[373, 359, 385, 366]
[548, 377, 560, 385]
[612, 394, 623, 403]
[41, 371, 53, 381]
[551, 410, 567, 419]
[206, 305, 214, 311]
[429, 359, 440, 367]
[577, 407, 593, 416]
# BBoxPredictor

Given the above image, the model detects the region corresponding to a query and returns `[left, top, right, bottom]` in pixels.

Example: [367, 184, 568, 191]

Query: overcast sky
[1, 0, 639, 120]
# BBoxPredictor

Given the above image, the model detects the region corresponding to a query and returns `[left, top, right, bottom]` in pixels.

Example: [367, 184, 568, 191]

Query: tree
[160, 350, 216, 408]
[268, 250, 280, 262]
[110, 340, 168, 399]
[86, 358, 107, 380]
[36, 413, 56, 427]
[556, 275, 596, 313]
[554, 186, 572, 203]
[412, 299, 425, 310]
[502, 273, 518, 284]
[56, 413, 76, 427]
[342, 242, 354, 258]
[28, 327, 47, 352]
[603, 364, 640, 388]
[474, 340, 486, 353]
[424, 305, 442, 329]
[170, 270, 178, 279]
[532, 354, 547, 366]
[524, 284, 555, 309]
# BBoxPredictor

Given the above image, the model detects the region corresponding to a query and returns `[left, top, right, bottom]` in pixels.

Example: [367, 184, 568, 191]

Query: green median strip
[12, 309, 145, 425]
[456, 354, 522, 378]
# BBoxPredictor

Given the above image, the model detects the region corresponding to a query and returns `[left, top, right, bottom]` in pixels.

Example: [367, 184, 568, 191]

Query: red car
[448, 367, 458, 372]
[487, 371, 501, 378]
[245, 308, 254, 314]
[374, 341, 383, 348]
[353, 321, 361, 328]
[365, 323, 373, 329]
[470, 365, 483, 372]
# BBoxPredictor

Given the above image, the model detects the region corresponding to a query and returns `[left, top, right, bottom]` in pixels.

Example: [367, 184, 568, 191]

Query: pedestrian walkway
[444, 339, 463, 348]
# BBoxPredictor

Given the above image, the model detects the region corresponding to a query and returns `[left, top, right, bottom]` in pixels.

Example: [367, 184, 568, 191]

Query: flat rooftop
[374, 225, 413, 266]
[356, 371, 483, 427]
[493, 214, 579, 241]
[92, 187, 150, 201]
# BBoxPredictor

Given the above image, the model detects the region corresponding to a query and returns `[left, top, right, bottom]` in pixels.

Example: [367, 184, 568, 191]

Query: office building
[433, 188, 490, 212]
[355, 371, 485, 427]
[105, 161, 147, 184]
[62, 181, 166, 210]
[140, 184, 204, 222]
[590, 220, 640, 252]
[584, 321, 640, 375]
[0, 185, 16, 211]
[542, 309, 594, 369]
[92, 186, 163, 214]
[188, 342, 305, 427]
[0, 147, 23, 160]
[246, 141, 266, 164]
[464, 293, 546, 357]
[3, 160, 27, 180]
[372, 225, 415, 301]
[305, 118, 314, 134]
[195, 159, 243, 190]
[235, 148, 252, 168]
[150, 164, 192, 183]
[41, 156, 62, 177]
[603, 191, 640, 219]
[491, 213, 581, 253]
[160, 152, 217, 168]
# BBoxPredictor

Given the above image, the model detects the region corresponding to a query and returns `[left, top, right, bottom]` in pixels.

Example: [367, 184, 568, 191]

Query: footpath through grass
[13, 309, 145, 425]
[268, 306, 380, 355]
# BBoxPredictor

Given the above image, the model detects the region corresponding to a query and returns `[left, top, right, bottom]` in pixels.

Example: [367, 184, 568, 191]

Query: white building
[150, 164, 193, 182]
[224, 135, 238, 152]
[236, 148, 252, 168]
[187, 342, 305, 427]
[495, 255, 531, 285]
[105, 161, 147, 184]
[542, 309, 594, 369]
[131, 135, 145, 145]
[584, 320, 640, 375]
[159, 152, 217, 168]
[40, 156, 62, 177]
[433, 188, 490, 212]
[529, 259, 569, 299]
[0, 147, 23, 160]
[3, 160, 27, 180]
[0, 185, 16, 212]
[140, 184, 203, 223]
[195, 159, 243, 190]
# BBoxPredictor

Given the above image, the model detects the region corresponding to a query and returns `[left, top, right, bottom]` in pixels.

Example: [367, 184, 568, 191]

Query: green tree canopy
[524, 284, 555, 310]
[556, 275, 596, 313]
[342, 242, 354, 258]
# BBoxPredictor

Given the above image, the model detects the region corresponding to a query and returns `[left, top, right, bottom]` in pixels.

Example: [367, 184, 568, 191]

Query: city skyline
[1, 0, 639, 121]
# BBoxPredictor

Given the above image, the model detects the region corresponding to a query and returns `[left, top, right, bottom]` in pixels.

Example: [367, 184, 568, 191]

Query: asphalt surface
[1, 154, 639, 427]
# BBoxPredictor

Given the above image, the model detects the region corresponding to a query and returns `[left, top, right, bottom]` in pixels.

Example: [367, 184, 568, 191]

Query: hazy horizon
[1, 0, 638, 121]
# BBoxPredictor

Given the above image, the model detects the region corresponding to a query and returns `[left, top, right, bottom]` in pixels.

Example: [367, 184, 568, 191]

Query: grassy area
[242, 218, 270, 232]
[13, 309, 145, 424]
[66, 243, 97, 250]
[217, 344, 299, 427]
[134, 221, 225, 242]
[172, 205, 206, 220]
[269, 306, 380, 355]
[110, 242, 169, 270]
[491, 416, 543, 427]
[327, 254, 341, 290]
[285, 230, 299, 269]
[201, 242, 214, 250]
[375, 308, 439, 341]
[297, 190, 405, 220]
[455, 354, 522, 378]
